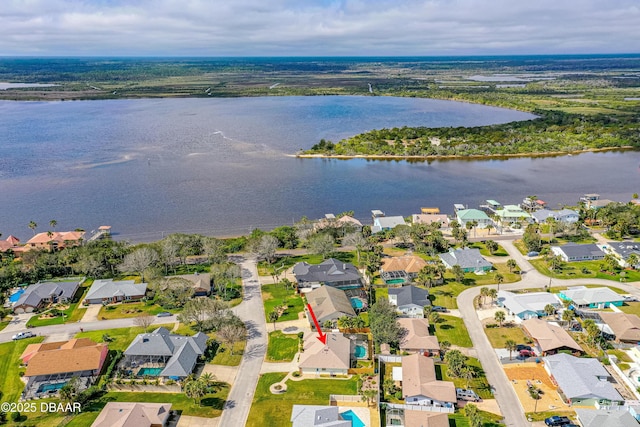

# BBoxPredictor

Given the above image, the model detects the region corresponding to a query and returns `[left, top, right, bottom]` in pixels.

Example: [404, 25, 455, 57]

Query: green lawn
[262, 283, 305, 322]
[484, 325, 528, 348]
[433, 315, 473, 347]
[530, 258, 640, 282]
[438, 357, 492, 399]
[26, 281, 92, 327]
[98, 301, 179, 320]
[257, 252, 356, 276]
[619, 302, 640, 316]
[75, 324, 175, 352]
[266, 331, 299, 362]
[0, 317, 11, 332]
[0, 337, 44, 402]
[448, 411, 503, 427]
[210, 334, 246, 366]
[470, 242, 509, 257]
[247, 373, 358, 427]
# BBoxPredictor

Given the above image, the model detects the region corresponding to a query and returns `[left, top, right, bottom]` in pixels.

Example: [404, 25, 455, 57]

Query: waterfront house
[91, 402, 172, 427]
[522, 318, 583, 355]
[400, 354, 456, 408]
[494, 205, 531, 225]
[84, 279, 147, 304]
[532, 208, 580, 224]
[293, 258, 362, 290]
[315, 214, 363, 232]
[380, 255, 428, 285]
[575, 408, 639, 427]
[497, 290, 562, 321]
[411, 213, 449, 228]
[597, 312, 640, 343]
[305, 286, 356, 326]
[558, 286, 624, 309]
[164, 273, 211, 296]
[0, 235, 20, 252]
[290, 405, 350, 427]
[25, 230, 85, 250]
[13, 278, 82, 314]
[522, 197, 546, 211]
[455, 208, 493, 229]
[388, 285, 431, 317]
[398, 318, 440, 355]
[372, 215, 406, 233]
[122, 327, 208, 379]
[298, 332, 352, 376]
[543, 353, 623, 407]
[439, 248, 492, 273]
[551, 243, 606, 262]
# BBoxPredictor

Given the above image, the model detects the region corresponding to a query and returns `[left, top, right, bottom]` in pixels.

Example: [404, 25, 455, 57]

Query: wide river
[0, 96, 637, 241]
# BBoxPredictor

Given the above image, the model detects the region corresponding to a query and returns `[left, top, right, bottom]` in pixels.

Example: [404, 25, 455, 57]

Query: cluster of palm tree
[183, 373, 220, 406]
[479, 287, 498, 307]
[337, 315, 366, 331]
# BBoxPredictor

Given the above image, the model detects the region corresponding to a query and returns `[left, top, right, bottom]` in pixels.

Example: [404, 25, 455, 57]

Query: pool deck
[337, 406, 370, 427]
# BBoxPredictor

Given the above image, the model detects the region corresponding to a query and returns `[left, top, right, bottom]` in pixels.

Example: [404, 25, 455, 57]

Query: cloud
[0, 0, 639, 55]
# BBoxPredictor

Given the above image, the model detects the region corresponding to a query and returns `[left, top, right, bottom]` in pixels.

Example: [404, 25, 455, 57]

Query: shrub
[10, 412, 20, 422]
[292, 371, 301, 377]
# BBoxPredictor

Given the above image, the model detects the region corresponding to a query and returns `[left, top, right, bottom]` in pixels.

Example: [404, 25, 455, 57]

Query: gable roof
[293, 258, 361, 285]
[598, 312, 640, 342]
[543, 353, 622, 401]
[412, 214, 449, 226]
[389, 286, 430, 308]
[456, 209, 490, 221]
[575, 408, 639, 427]
[85, 279, 147, 301]
[374, 216, 406, 229]
[497, 290, 561, 316]
[401, 354, 456, 403]
[306, 286, 356, 322]
[495, 205, 531, 219]
[299, 333, 351, 371]
[403, 411, 449, 427]
[165, 273, 211, 293]
[25, 339, 107, 377]
[381, 256, 428, 274]
[290, 405, 350, 427]
[522, 318, 582, 353]
[91, 402, 172, 427]
[21, 338, 97, 364]
[561, 286, 625, 305]
[439, 248, 492, 270]
[398, 318, 440, 351]
[15, 279, 81, 308]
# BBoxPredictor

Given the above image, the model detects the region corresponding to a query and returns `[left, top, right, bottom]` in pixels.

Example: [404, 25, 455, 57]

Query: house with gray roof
[607, 241, 640, 268]
[543, 353, 623, 406]
[13, 279, 82, 314]
[290, 405, 350, 427]
[372, 216, 406, 234]
[575, 408, 639, 427]
[84, 279, 147, 305]
[532, 208, 580, 224]
[497, 290, 562, 321]
[551, 243, 605, 262]
[388, 286, 430, 318]
[293, 258, 362, 290]
[122, 327, 208, 379]
[439, 248, 492, 273]
[558, 286, 625, 309]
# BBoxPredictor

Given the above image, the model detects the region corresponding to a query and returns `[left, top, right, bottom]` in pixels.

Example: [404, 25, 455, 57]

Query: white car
[12, 331, 35, 340]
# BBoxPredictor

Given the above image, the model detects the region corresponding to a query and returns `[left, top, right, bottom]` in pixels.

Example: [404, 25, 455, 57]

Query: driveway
[80, 304, 102, 322]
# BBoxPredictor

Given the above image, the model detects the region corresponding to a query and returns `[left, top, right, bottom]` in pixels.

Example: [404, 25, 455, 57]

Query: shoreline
[291, 146, 636, 161]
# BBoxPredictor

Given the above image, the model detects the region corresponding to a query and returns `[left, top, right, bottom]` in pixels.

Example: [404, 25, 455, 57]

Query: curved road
[457, 239, 640, 427]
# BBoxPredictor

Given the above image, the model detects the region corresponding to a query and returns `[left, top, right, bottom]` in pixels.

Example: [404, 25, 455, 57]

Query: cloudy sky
[2, 0, 639, 56]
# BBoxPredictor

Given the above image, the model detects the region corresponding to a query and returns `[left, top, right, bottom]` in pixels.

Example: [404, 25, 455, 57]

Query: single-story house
[575, 408, 639, 427]
[411, 214, 450, 228]
[388, 285, 431, 318]
[497, 290, 562, 320]
[293, 258, 362, 290]
[522, 318, 583, 355]
[532, 209, 580, 224]
[597, 312, 640, 343]
[290, 405, 350, 427]
[122, 327, 208, 378]
[380, 255, 428, 285]
[22, 338, 108, 399]
[455, 209, 493, 229]
[398, 318, 440, 355]
[91, 402, 172, 427]
[13, 279, 82, 314]
[164, 273, 211, 296]
[372, 216, 406, 234]
[607, 241, 640, 268]
[558, 286, 625, 309]
[551, 243, 606, 262]
[400, 354, 456, 408]
[305, 286, 356, 326]
[494, 205, 531, 224]
[543, 353, 623, 406]
[25, 230, 85, 250]
[299, 332, 352, 376]
[315, 214, 363, 232]
[403, 411, 449, 427]
[84, 279, 148, 305]
[0, 235, 20, 252]
[439, 248, 492, 273]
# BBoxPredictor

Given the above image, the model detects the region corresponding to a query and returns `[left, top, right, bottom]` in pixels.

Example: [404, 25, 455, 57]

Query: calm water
[0, 96, 637, 241]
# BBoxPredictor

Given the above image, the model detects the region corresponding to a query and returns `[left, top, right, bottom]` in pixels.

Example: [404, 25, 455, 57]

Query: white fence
[378, 355, 402, 363]
[385, 402, 455, 414]
[330, 394, 365, 404]
[608, 355, 640, 400]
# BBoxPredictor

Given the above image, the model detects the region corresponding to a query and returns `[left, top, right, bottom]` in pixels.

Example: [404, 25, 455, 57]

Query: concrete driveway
[80, 304, 102, 322]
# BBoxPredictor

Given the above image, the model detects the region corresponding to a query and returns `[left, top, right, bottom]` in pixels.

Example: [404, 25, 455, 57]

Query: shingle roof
[165, 273, 211, 293]
[91, 402, 172, 427]
[381, 256, 428, 274]
[15, 279, 81, 309]
[290, 405, 350, 427]
[403, 411, 449, 427]
[293, 258, 361, 285]
[543, 353, 622, 402]
[598, 312, 640, 342]
[439, 248, 492, 270]
[553, 243, 605, 259]
[306, 286, 356, 322]
[561, 286, 624, 305]
[575, 408, 639, 427]
[85, 279, 147, 301]
[412, 214, 449, 226]
[497, 290, 561, 316]
[299, 333, 351, 371]
[398, 318, 440, 351]
[401, 354, 456, 403]
[389, 286, 430, 308]
[25, 339, 107, 377]
[522, 318, 582, 353]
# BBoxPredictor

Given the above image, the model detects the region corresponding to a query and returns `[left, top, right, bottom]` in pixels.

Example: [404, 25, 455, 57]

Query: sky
[1, 0, 639, 56]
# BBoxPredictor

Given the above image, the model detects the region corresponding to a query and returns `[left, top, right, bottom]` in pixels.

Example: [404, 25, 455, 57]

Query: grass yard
[98, 301, 178, 320]
[619, 302, 640, 316]
[448, 411, 503, 427]
[257, 252, 356, 276]
[0, 337, 44, 402]
[433, 315, 473, 347]
[470, 242, 509, 257]
[0, 317, 11, 332]
[210, 334, 245, 366]
[429, 281, 468, 308]
[247, 373, 358, 427]
[25, 281, 92, 327]
[484, 325, 528, 348]
[438, 357, 492, 399]
[529, 258, 640, 282]
[266, 331, 299, 362]
[262, 283, 305, 322]
[75, 324, 174, 352]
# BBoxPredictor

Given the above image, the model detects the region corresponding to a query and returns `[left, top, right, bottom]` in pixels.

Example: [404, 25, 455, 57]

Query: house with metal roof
[558, 286, 624, 309]
[522, 318, 583, 355]
[532, 208, 580, 224]
[305, 286, 356, 326]
[298, 332, 352, 376]
[607, 241, 640, 268]
[84, 279, 148, 305]
[575, 408, 639, 427]
[543, 353, 623, 406]
[388, 285, 431, 318]
[372, 216, 406, 234]
[400, 354, 456, 408]
[455, 209, 493, 228]
[494, 205, 531, 224]
[551, 243, 606, 262]
[122, 327, 208, 379]
[398, 318, 440, 355]
[439, 248, 492, 273]
[497, 290, 562, 321]
[91, 402, 172, 427]
[13, 279, 82, 314]
[293, 258, 362, 290]
[598, 312, 640, 343]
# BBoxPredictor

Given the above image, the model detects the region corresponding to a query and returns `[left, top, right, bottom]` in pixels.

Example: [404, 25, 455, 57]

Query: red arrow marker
[307, 303, 327, 345]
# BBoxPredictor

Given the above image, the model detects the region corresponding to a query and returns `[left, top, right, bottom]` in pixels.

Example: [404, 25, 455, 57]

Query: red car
[519, 349, 536, 358]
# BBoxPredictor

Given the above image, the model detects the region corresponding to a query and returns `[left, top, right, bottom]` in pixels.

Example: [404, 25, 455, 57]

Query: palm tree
[49, 219, 57, 231]
[544, 304, 556, 317]
[505, 339, 517, 360]
[452, 265, 465, 283]
[479, 287, 489, 307]
[562, 309, 575, 328]
[507, 259, 517, 273]
[488, 288, 498, 305]
[184, 377, 208, 406]
[268, 310, 279, 331]
[626, 253, 639, 269]
[460, 366, 476, 389]
[495, 273, 504, 292]
[28, 220, 37, 235]
[494, 310, 506, 327]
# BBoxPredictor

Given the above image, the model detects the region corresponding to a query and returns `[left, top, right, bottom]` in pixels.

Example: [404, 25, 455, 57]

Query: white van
[456, 388, 480, 402]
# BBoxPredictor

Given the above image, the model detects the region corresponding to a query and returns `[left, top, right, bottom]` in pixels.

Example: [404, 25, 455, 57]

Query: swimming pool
[350, 297, 364, 309]
[138, 367, 163, 376]
[341, 409, 366, 427]
[354, 345, 367, 358]
[37, 382, 66, 393]
[9, 289, 24, 303]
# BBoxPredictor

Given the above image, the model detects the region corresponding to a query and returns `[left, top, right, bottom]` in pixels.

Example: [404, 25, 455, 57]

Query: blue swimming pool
[354, 345, 367, 359]
[138, 367, 163, 376]
[37, 382, 67, 393]
[9, 289, 24, 303]
[350, 297, 364, 309]
[341, 409, 366, 427]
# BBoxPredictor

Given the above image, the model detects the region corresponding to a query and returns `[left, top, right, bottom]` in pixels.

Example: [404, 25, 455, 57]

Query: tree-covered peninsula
[302, 110, 640, 158]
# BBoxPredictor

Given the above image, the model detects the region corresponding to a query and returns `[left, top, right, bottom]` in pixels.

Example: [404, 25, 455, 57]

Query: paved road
[220, 256, 267, 427]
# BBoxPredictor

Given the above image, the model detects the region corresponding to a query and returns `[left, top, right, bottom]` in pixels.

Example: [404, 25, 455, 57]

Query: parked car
[456, 388, 480, 402]
[516, 344, 532, 352]
[624, 295, 639, 302]
[519, 349, 536, 358]
[12, 331, 35, 340]
[432, 306, 448, 313]
[527, 251, 540, 257]
[544, 416, 571, 426]
[156, 311, 172, 317]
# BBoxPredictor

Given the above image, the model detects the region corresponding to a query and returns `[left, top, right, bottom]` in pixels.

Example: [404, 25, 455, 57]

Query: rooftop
[522, 318, 582, 353]
[299, 333, 351, 371]
[560, 286, 624, 305]
[91, 402, 172, 427]
[398, 318, 440, 351]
